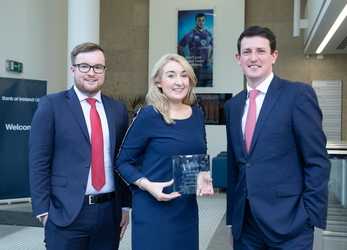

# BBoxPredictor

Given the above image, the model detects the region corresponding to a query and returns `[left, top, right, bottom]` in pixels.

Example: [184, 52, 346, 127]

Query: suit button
[244, 188, 247, 192]
[246, 162, 251, 167]
[81, 185, 86, 190]
[85, 164, 90, 168]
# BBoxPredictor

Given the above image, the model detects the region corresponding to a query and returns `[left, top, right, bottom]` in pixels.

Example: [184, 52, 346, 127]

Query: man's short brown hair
[70, 42, 106, 65]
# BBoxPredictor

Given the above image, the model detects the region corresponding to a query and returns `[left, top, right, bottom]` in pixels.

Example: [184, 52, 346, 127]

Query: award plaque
[172, 154, 210, 194]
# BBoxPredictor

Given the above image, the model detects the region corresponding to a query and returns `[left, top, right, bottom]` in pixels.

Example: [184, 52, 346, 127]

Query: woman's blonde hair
[146, 54, 197, 124]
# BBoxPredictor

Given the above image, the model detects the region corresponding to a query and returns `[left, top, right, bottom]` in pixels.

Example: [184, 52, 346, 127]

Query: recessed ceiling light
[316, 3, 347, 54]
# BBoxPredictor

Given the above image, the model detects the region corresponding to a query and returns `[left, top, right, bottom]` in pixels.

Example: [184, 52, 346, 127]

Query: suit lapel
[65, 87, 90, 143]
[237, 90, 249, 158]
[102, 95, 116, 160]
[248, 75, 282, 155]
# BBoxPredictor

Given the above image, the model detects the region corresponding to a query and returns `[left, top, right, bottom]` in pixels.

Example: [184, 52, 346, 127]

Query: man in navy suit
[29, 42, 132, 249]
[225, 26, 331, 249]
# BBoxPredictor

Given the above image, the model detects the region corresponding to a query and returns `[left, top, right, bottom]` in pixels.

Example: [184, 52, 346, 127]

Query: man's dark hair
[195, 13, 206, 21]
[70, 42, 106, 65]
[237, 26, 277, 55]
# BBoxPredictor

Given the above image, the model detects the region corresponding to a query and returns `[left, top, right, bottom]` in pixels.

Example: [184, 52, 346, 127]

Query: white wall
[149, 0, 245, 160]
[0, 0, 68, 95]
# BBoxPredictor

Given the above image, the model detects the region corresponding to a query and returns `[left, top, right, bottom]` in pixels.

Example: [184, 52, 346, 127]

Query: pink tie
[244, 90, 260, 154]
[86, 98, 105, 191]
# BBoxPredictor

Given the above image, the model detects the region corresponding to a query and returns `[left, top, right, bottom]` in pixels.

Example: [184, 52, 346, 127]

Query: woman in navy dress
[116, 54, 214, 250]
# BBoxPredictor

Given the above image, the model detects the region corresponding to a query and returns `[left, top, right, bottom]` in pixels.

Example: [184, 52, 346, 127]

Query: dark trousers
[44, 198, 120, 250]
[234, 200, 314, 250]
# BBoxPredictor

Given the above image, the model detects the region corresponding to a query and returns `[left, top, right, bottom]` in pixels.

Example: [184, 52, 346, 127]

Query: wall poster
[177, 9, 214, 87]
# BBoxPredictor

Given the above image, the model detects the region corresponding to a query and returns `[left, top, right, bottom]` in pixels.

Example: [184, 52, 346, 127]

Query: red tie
[86, 98, 105, 191]
[244, 90, 260, 154]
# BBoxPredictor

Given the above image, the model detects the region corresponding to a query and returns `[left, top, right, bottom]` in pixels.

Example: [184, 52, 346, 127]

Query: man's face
[71, 50, 106, 97]
[195, 16, 206, 30]
[235, 36, 278, 88]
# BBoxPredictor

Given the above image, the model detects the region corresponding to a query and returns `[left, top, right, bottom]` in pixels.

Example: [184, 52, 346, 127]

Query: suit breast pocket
[260, 116, 289, 143]
[51, 175, 67, 187]
[263, 116, 286, 126]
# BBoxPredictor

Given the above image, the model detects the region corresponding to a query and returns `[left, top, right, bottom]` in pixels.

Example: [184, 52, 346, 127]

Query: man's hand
[230, 228, 234, 247]
[119, 210, 130, 241]
[41, 214, 48, 227]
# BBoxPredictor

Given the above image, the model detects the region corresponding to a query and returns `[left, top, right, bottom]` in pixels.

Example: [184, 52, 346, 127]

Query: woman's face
[156, 61, 190, 104]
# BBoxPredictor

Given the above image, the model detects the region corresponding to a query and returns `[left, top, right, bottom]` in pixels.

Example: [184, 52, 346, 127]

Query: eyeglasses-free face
[236, 35, 278, 89]
[156, 61, 190, 105]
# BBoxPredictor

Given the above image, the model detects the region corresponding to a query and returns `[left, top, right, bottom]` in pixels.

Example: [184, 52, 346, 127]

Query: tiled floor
[0, 194, 226, 250]
[1, 192, 347, 250]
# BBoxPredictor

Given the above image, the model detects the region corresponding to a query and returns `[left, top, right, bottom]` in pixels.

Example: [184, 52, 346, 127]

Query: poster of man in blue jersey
[178, 9, 214, 87]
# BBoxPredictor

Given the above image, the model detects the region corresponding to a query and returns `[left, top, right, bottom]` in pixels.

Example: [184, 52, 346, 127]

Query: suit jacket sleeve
[293, 83, 331, 229]
[225, 101, 239, 226]
[29, 96, 54, 216]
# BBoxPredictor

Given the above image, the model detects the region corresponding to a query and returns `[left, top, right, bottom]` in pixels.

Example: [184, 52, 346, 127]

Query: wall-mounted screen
[194, 93, 232, 125]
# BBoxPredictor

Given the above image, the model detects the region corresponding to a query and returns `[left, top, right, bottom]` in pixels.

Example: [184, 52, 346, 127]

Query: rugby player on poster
[178, 13, 213, 87]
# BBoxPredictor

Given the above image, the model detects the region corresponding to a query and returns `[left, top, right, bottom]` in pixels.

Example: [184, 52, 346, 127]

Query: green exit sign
[6, 60, 23, 73]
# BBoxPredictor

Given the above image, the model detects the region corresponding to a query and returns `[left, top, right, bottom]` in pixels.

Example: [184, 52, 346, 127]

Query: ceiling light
[316, 3, 347, 54]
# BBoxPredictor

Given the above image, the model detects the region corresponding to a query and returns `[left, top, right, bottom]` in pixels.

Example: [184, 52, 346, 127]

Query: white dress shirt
[74, 85, 115, 195]
[241, 73, 274, 138]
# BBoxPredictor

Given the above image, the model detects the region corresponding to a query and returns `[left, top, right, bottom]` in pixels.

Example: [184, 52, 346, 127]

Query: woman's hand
[134, 178, 181, 201]
[196, 171, 214, 196]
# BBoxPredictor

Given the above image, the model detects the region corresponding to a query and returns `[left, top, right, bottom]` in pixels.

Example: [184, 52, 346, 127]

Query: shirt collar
[246, 72, 274, 96]
[73, 85, 102, 103]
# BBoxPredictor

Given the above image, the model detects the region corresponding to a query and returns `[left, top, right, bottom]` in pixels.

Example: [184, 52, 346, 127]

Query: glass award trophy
[172, 154, 210, 194]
